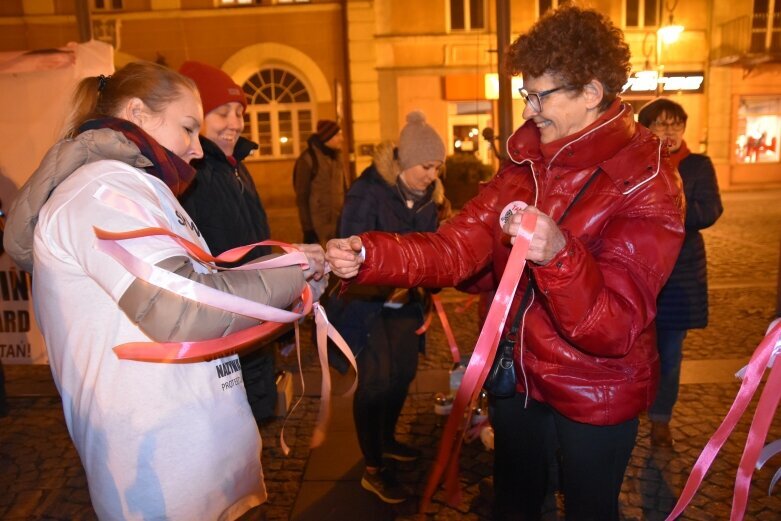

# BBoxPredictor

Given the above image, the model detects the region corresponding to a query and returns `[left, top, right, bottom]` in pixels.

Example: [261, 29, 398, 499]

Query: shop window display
[735, 97, 780, 164]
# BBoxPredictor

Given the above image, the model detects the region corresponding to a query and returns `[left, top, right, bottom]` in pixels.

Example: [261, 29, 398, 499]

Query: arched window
[241, 67, 314, 160]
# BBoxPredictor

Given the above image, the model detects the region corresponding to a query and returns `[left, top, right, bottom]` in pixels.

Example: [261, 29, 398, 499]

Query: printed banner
[0, 40, 113, 364]
[0, 254, 46, 364]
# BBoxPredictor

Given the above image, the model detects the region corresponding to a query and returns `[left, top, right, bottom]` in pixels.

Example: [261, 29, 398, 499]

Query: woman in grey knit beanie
[397, 110, 446, 171]
[326, 110, 449, 504]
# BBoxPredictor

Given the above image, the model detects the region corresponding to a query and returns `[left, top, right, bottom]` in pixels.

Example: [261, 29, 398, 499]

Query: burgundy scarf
[78, 117, 196, 196]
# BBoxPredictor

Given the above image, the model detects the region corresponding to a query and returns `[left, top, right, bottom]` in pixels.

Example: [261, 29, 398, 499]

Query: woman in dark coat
[179, 61, 325, 423]
[639, 98, 723, 447]
[329, 111, 449, 504]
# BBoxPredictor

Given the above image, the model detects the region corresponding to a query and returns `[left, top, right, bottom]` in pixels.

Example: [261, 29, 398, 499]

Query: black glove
[303, 230, 320, 244]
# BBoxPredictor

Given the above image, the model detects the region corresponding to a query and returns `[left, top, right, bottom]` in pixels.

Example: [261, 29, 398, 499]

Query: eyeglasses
[518, 86, 567, 113]
[650, 120, 685, 132]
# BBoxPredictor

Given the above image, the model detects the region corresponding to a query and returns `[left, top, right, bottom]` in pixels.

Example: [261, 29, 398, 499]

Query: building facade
[2, 0, 780, 203]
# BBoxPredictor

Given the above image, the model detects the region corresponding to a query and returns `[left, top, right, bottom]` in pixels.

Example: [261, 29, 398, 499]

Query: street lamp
[657, 0, 684, 45]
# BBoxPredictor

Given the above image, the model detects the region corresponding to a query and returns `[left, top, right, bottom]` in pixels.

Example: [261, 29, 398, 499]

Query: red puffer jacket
[354, 102, 685, 425]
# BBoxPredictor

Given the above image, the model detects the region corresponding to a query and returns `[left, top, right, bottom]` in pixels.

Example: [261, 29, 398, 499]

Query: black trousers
[489, 393, 638, 521]
[353, 305, 420, 468]
[240, 345, 277, 422]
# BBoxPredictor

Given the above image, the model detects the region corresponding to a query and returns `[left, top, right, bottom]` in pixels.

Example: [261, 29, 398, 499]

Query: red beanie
[178, 61, 247, 116]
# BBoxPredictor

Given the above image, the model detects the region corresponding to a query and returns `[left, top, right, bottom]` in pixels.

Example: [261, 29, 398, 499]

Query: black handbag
[483, 169, 602, 398]
[483, 283, 533, 398]
[483, 337, 519, 398]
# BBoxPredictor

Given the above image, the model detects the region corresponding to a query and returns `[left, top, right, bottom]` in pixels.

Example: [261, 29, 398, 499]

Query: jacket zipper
[519, 288, 535, 408]
[234, 168, 245, 194]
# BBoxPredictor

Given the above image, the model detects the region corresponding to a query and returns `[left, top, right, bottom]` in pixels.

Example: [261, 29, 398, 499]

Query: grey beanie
[397, 111, 446, 170]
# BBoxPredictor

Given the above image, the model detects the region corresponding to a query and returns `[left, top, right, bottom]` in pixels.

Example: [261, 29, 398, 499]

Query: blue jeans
[648, 328, 688, 423]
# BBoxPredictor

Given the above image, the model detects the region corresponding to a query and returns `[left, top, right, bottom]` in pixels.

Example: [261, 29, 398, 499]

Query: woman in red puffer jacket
[327, 6, 684, 521]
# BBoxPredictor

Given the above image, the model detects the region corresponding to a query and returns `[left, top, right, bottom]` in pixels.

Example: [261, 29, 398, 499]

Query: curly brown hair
[505, 5, 631, 111]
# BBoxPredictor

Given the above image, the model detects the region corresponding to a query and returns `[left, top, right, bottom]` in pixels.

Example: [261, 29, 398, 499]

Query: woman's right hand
[325, 236, 364, 279]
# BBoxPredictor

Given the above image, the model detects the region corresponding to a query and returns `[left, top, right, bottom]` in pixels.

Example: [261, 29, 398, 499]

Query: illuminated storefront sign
[483, 71, 705, 99]
[623, 71, 705, 94]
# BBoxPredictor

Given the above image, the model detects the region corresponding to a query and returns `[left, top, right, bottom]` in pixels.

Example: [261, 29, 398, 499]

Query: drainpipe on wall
[341, 0, 357, 183]
[496, 0, 513, 146]
[75, 0, 93, 43]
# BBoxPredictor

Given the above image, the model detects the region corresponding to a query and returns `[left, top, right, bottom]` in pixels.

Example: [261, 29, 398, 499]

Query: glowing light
[484, 74, 524, 100]
[657, 24, 684, 45]
[280, 136, 289, 144]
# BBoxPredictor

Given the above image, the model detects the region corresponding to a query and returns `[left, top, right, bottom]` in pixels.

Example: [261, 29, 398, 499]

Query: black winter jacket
[180, 136, 271, 265]
[326, 143, 445, 360]
[656, 151, 723, 330]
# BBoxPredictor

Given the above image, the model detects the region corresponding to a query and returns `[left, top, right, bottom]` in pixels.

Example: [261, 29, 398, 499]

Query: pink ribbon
[665, 320, 781, 520]
[93, 226, 358, 452]
[415, 294, 462, 365]
[433, 294, 462, 365]
[420, 211, 537, 511]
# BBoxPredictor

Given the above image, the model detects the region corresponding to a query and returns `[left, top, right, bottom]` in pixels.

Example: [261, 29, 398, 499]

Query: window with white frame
[241, 67, 314, 160]
[449, 0, 486, 31]
[538, 0, 570, 17]
[624, 0, 659, 28]
[93, 0, 123, 10]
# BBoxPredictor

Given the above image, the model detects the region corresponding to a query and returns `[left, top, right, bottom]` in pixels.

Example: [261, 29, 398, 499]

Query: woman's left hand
[293, 243, 326, 281]
[503, 206, 566, 265]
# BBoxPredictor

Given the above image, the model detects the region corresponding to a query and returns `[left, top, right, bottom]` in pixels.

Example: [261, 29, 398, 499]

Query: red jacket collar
[506, 99, 634, 170]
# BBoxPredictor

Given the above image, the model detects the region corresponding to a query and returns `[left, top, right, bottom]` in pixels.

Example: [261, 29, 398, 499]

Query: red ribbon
[420, 212, 537, 511]
[433, 294, 462, 365]
[93, 226, 358, 455]
[665, 321, 781, 520]
[94, 226, 310, 362]
[416, 294, 462, 365]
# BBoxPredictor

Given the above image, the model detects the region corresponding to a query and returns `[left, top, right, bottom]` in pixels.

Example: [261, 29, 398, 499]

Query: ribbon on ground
[433, 294, 462, 365]
[415, 294, 462, 365]
[420, 211, 537, 512]
[665, 320, 781, 520]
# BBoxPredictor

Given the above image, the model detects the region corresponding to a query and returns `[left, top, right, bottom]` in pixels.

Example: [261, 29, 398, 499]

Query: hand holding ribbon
[325, 235, 364, 279]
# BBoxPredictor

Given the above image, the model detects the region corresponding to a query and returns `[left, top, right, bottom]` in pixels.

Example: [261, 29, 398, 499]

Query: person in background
[326, 6, 684, 520]
[293, 119, 346, 244]
[178, 61, 322, 423]
[327, 111, 448, 504]
[3, 61, 325, 520]
[638, 98, 723, 447]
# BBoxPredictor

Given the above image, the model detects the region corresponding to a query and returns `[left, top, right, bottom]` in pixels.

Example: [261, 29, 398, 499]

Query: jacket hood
[371, 140, 446, 206]
[3, 128, 151, 272]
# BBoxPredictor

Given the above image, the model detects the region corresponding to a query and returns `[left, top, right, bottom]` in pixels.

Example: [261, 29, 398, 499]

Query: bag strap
[505, 168, 602, 337]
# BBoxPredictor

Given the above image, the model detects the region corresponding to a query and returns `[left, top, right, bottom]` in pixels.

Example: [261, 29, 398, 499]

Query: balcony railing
[712, 12, 781, 66]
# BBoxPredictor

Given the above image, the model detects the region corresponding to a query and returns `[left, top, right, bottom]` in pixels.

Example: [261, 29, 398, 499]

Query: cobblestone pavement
[1, 189, 780, 520]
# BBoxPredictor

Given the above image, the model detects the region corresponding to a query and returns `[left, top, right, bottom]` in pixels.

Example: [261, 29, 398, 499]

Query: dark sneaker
[361, 468, 409, 504]
[382, 441, 421, 462]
